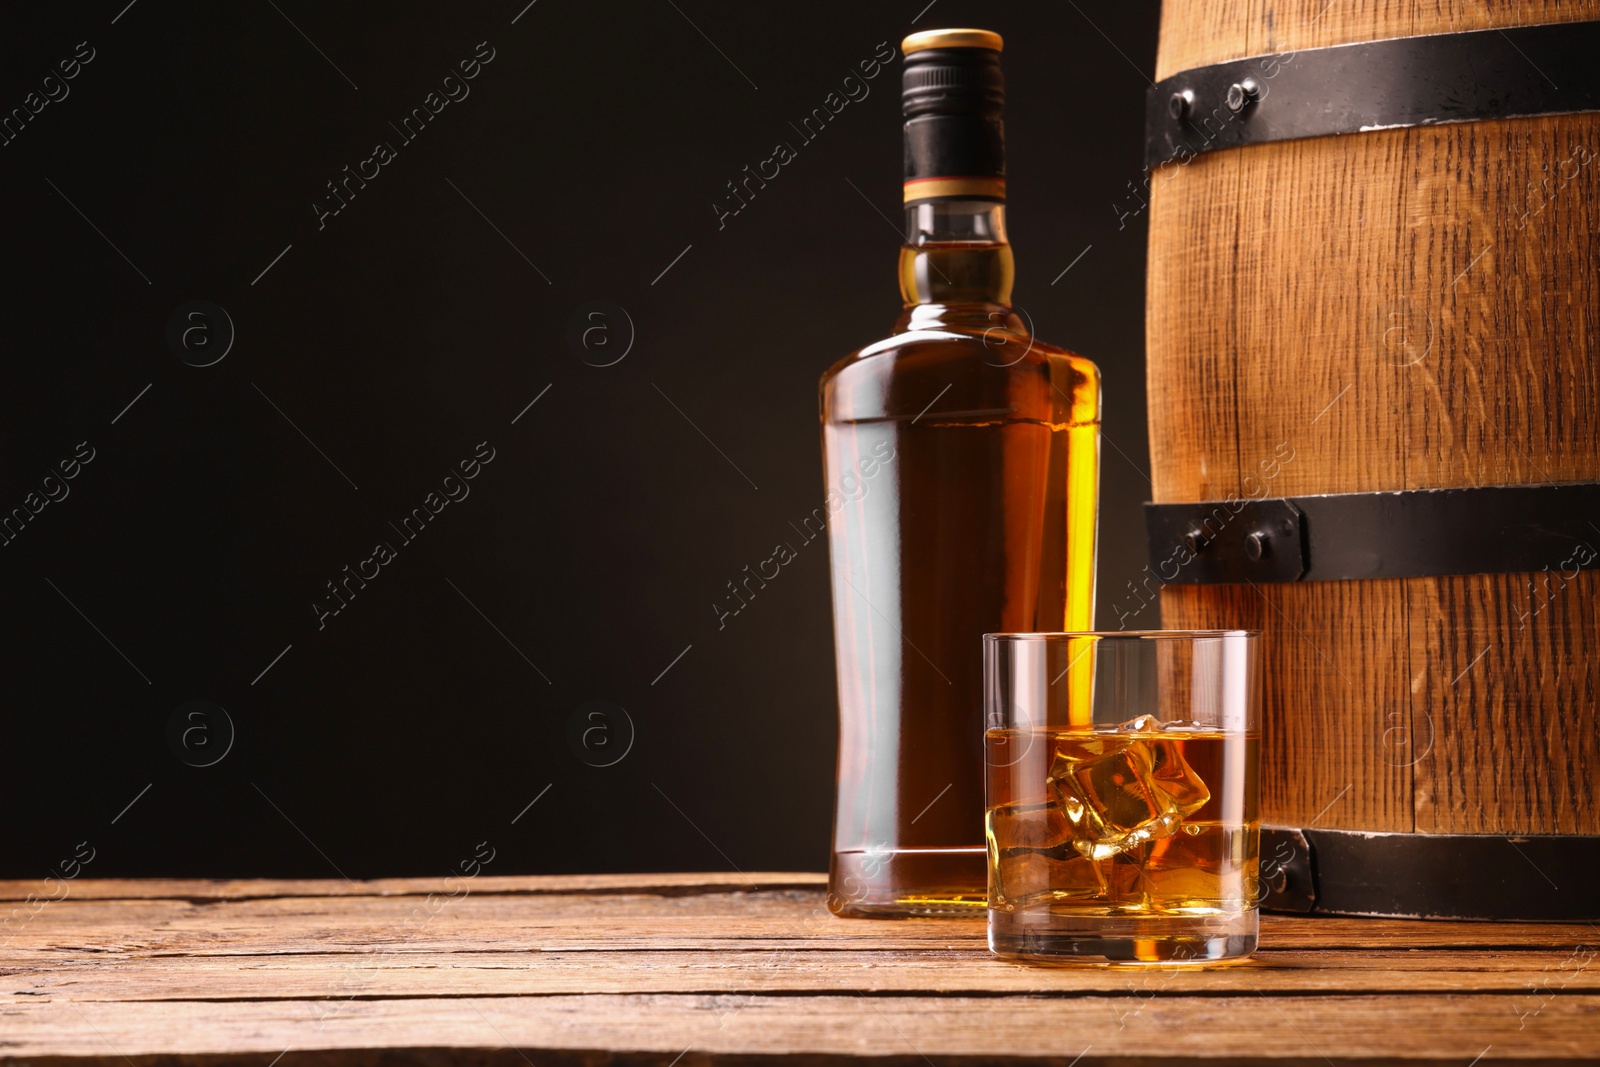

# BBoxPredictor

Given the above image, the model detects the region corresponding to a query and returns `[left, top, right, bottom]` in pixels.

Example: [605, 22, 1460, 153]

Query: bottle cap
[901, 28, 1006, 204]
[901, 28, 1003, 54]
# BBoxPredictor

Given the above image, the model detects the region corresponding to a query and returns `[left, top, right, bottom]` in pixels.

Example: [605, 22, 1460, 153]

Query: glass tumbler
[984, 630, 1260, 963]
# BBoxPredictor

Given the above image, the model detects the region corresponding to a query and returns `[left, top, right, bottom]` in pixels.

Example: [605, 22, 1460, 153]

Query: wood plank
[1249, 0, 1600, 58]
[1229, 127, 1414, 498]
[4, 887, 1595, 955]
[5, 947, 1600, 1000]
[1412, 571, 1600, 834]
[0, 872, 827, 903]
[1401, 115, 1600, 491]
[5, 878, 1597, 1063]
[1156, 0, 1600, 79]
[1394, 112, 1600, 835]
[1144, 145, 1241, 507]
[3, 993, 1598, 1064]
[1156, 0, 1250, 80]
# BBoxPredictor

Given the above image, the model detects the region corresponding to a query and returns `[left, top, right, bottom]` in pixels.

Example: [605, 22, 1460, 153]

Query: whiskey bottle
[821, 28, 1101, 917]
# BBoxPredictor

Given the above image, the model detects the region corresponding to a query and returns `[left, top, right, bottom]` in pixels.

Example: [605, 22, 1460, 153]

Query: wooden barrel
[1145, 2, 1600, 918]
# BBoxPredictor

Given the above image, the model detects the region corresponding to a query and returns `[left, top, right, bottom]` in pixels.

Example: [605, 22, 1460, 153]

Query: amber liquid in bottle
[821, 200, 1101, 916]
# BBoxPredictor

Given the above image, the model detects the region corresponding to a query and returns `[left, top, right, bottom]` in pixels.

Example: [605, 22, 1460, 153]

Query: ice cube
[1118, 713, 1162, 732]
[1047, 728, 1212, 862]
[986, 801, 1106, 908]
[1146, 735, 1211, 815]
[990, 849, 1054, 908]
[987, 800, 1072, 851]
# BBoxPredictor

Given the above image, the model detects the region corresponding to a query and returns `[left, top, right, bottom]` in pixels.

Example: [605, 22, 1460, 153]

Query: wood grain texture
[7, 947, 1600, 999]
[2, 877, 1598, 1064]
[1144, 148, 1243, 505]
[1161, 582, 1416, 831]
[0, 871, 824, 902]
[1156, 0, 1252, 81]
[7, 993, 1600, 1066]
[1147, 4, 1600, 839]
[1152, 112, 1600, 498]
[1411, 571, 1600, 833]
[1155, 0, 1600, 79]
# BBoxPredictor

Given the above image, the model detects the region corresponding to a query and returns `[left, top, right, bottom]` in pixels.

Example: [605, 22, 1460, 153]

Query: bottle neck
[896, 200, 1015, 324]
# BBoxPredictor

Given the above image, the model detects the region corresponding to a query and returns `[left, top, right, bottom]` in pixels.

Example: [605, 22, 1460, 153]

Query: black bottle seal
[901, 29, 1005, 203]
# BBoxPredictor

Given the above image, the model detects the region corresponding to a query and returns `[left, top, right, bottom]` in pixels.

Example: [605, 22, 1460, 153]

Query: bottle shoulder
[820, 320, 1100, 427]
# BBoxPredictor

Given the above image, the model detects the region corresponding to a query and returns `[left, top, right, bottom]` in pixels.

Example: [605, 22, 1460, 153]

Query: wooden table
[3, 873, 1597, 1064]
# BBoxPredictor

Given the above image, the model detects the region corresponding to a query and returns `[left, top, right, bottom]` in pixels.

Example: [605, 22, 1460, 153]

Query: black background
[1, 2, 1159, 879]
